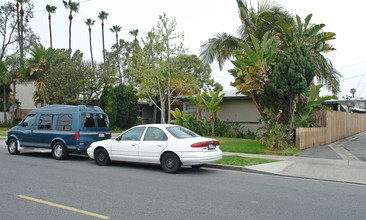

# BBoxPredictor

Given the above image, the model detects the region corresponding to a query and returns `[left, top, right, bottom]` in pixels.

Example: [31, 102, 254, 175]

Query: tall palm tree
[46, 5, 57, 48]
[63, 0, 80, 54]
[110, 25, 122, 83]
[129, 29, 139, 47]
[200, 0, 288, 70]
[98, 11, 109, 63]
[16, 0, 29, 68]
[85, 18, 95, 66]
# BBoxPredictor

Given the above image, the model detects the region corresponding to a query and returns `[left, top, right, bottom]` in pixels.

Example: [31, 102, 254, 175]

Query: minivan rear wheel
[52, 142, 67, 160]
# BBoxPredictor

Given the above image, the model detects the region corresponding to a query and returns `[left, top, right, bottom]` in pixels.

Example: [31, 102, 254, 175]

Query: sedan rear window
[166, 126, 200, 139]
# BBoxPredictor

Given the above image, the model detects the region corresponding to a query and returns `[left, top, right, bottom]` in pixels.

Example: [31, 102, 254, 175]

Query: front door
[111, 126, 146, 161]
[17, 114, 37, 147]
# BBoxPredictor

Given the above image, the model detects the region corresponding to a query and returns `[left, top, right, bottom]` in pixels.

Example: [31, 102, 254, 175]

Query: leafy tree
[46, 4, 56, 48]
[100, 86, 117, 125]
[264, 44, 316, 131]
[98, 11, 109, 63]
[0, 1, 38, 61]
[63, 0, 80, 53]
[85, 18, 95, 66]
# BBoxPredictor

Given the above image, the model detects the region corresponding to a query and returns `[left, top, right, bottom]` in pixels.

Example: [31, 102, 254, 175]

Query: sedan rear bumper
[178, 150, 223, 165]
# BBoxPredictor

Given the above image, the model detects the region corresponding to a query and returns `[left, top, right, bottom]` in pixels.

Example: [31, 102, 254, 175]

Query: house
[140, 90, 262, 132]
[323, 97, 366, 114]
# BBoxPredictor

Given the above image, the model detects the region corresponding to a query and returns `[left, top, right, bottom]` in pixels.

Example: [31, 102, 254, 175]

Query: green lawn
[215, 155, 279, 166]
[0, 128, 7, 137]
[216, 137, 302, 156]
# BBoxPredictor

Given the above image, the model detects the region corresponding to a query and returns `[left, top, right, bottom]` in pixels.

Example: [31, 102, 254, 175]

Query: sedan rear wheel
[161, 153, 181, 173]
[95, 148, 111, 166]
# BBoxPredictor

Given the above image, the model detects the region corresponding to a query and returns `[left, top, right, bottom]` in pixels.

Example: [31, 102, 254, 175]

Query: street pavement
[1, 131, 366, 184]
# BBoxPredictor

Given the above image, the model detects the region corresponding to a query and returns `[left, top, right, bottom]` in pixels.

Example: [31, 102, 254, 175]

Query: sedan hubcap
[166, 157, 175, 168]
[98, 153, 105, 161]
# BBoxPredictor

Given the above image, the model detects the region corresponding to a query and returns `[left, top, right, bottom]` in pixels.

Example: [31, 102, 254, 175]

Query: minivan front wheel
[8, 139, 20, 155]
[52, 142, 67, 160]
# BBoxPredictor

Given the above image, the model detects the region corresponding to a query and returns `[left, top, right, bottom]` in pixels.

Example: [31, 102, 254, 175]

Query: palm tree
[46, 5, 57, 48]
[129, 29, 139, 47]
[200, 0, 288, 70]
[350, 88, 356, 98]
[85, 18, 95, 66]
[110, 25, 122, 83]
[27, 44, 58, 106]
[63, 0, 80, 54]
[16, 0, 29, 68]
[98, 11, 109, 63]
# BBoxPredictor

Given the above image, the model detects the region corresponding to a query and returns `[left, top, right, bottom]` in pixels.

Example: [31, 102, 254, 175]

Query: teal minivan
[6, 105, 111, 160]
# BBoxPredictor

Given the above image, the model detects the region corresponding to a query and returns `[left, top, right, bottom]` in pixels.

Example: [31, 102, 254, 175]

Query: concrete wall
[0, 112, 12, 123]
[14, 82, 36, 119]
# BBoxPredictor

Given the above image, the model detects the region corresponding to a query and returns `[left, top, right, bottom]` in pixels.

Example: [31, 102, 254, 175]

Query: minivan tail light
[191, 141, 219, 148]
[75, 131, 80, 141]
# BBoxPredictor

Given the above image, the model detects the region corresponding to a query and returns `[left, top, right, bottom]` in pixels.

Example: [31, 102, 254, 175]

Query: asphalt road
[1, 146, 366, 220]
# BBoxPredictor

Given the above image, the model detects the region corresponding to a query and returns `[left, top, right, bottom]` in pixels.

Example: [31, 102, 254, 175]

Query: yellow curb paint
[18, 195, 110, 220]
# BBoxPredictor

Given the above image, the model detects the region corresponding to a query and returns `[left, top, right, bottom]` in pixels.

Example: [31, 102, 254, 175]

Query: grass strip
[215, 155, 279, 166]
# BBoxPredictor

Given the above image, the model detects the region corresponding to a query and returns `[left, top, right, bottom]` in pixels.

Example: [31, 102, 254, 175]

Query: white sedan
[87, 124, 222, 173]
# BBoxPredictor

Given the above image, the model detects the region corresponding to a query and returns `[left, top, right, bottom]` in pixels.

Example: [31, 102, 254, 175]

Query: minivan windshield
[166, 126, 200, 139]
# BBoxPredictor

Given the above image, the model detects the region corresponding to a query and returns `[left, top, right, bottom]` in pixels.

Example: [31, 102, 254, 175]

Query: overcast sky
[27, 0, 366, 99]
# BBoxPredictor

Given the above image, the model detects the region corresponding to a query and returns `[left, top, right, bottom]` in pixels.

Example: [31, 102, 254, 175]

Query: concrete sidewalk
[214, 132, 366, 184]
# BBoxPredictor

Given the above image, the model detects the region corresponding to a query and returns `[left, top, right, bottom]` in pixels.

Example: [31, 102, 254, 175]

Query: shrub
[260, 122, 293, 150]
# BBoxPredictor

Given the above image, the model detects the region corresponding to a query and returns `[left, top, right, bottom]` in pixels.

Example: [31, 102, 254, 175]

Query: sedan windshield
[166, 126, 200, 139]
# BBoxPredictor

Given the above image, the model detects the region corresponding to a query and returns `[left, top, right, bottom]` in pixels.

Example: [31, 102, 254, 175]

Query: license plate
[208, 144, 216, 150]
[98, 133, 105, 138]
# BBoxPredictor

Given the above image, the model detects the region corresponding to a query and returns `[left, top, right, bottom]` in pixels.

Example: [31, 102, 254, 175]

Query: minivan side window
[96, 113, 109, 128]
[38, 114, 53, 130]
[81, 113, 95, 128]
[22, 114, 36, 127]
[56, 114, 72, 131]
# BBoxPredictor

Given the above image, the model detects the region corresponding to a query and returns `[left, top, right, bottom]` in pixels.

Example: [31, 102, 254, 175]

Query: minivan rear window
[96, 113, 109, 128]
[56, 114, 72, 131]
[81, 113, 95, 128]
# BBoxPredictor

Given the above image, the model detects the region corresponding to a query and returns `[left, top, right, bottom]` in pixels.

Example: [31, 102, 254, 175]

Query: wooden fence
[296, 110, 366, 149]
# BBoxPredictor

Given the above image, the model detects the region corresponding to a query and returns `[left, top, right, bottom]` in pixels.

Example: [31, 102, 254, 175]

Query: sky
[24, 0, 366, 99]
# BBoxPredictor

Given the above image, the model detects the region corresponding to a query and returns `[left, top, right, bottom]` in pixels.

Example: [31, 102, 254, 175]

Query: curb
[205, 163, 275, 175]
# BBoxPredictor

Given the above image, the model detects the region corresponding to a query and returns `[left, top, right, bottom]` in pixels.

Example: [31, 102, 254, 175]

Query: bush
[260, 122, 293, 150]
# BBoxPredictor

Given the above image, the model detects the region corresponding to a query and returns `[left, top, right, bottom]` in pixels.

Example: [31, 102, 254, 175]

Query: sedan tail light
[191, 141, 219, 148]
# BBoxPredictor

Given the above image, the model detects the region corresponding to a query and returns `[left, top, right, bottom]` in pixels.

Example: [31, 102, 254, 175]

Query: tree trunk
[288, 94, 296, 133]
[89, 27, 94, 67]
[210, 113, 216, 136]
[69, 13, 73, 53]
[101, 22, 106, 63]
[48, 13, 53, 48]
[116, 34, 122, 84]
[10, 81, 16, 123]
[3, 86, 7, 123]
